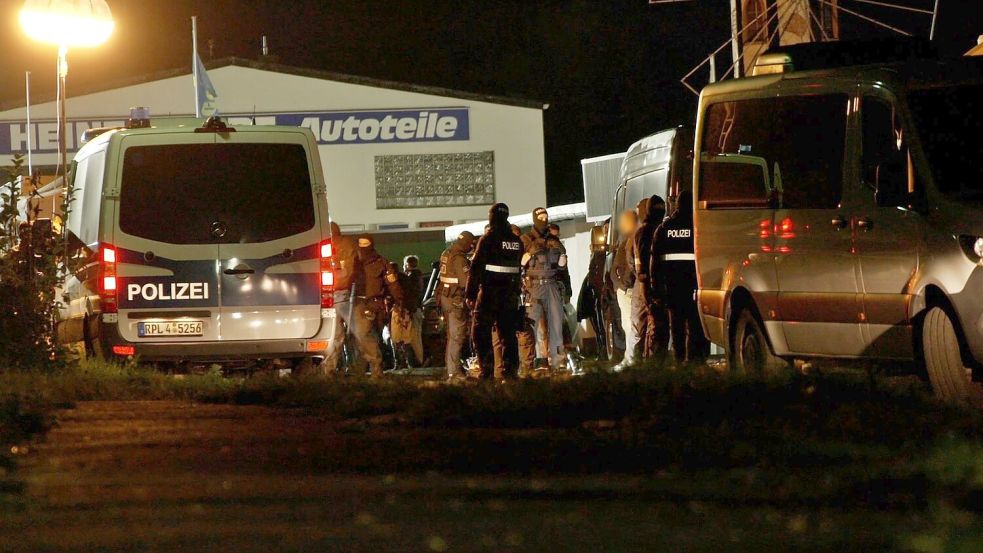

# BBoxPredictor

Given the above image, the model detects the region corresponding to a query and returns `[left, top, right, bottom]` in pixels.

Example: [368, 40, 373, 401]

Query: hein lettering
[127, 282, 210, 302]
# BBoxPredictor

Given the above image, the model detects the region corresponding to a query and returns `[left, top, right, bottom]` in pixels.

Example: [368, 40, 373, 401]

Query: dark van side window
[700, 94, 847, 210]
[119, 143, 315, 244]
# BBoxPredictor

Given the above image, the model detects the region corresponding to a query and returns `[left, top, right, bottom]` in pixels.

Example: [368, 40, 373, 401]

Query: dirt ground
[0, 399, 938, 552]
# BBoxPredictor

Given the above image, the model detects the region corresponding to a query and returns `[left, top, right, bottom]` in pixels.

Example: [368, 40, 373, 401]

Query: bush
[0, 156, 66, 370]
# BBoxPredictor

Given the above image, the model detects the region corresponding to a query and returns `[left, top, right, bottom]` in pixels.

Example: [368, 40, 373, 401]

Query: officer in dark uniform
[437, 230, 475, 379]
[353, 234, 404, 378]
[493, 224, 536, 377]
[634, 194, 670, 361]
[324, 222, 358, 373]
[651, 190, 710, 364]
[522, 207, 567, 370]
[466, 203, 524, 380]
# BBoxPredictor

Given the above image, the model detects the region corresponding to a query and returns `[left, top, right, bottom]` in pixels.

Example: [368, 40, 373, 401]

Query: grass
[3, 360, 983, 550]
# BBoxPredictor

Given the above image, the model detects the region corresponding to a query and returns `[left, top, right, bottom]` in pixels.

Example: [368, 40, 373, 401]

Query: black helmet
[489, 203, 510, 227]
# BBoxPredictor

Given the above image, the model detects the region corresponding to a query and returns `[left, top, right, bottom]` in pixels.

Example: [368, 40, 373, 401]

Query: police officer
[353, 234, 404, 378]
[437, 230, 475, 380]
[493, 224, 536, 377]
[324, 222, 358, 374]
[522, 207, 567, 370]
[634, 195, 670, 362]
[652, 190, 710, 364]
[466, 203, 523, 380]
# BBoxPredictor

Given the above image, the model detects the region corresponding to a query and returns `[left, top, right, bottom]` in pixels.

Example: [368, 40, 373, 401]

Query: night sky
[1, 0, 981, 205]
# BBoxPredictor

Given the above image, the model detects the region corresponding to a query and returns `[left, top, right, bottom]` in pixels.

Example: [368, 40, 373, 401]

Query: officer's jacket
[633, 202, 666, 287]
[465, 226, 523, 302]
[331, 234, 359, 291]
[357, 254, 405, 305]
[438, 242, 470, 299]
[521, 227, 566, 280]
[650, 209, 697, 304]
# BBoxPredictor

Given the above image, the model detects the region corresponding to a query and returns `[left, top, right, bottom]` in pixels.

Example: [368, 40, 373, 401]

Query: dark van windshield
[119, 143, 315, 244]
[909, 85, 983, 200]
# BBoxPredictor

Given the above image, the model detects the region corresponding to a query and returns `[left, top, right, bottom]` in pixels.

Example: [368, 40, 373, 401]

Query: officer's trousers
[324, 290, 354, 372]
[668, 297, 710, 364]
[493, 308, 535, 376]
[631, 281, 669, 362]
[527, 280, 565, 367]
[353, 298, 385, 376]
[439, 294, 468, 377]
[472, 288, 520, 379]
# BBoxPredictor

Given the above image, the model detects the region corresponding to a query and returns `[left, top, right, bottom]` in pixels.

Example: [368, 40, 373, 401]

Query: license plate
[137, 321, 204, 337]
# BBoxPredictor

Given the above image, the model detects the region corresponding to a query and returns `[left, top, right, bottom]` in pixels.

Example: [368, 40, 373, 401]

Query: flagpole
[25, 71, 32, 176]
[192, 15, 201, 118]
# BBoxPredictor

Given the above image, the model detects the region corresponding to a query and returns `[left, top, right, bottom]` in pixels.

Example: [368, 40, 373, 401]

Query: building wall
[0, 65, 547, 230]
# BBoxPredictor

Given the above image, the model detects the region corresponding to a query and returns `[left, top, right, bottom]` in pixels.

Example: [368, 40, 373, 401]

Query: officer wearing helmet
[353, 234, 404, 378]
[522, 207, 567, 370]
[493, 224, 536, 377]
[466, 203, 524, 380]
[437, 230, 475, 379]
[651, 190, 710, 364]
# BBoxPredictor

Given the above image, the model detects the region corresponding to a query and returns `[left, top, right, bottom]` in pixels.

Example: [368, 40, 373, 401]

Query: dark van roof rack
[195, 115, 236, 133]
[764, 37, 938, 73]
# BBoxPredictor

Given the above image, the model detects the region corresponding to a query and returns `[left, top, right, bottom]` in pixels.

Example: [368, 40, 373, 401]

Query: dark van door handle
[224, 267, 255, 276]
[831, 215, 848, 230]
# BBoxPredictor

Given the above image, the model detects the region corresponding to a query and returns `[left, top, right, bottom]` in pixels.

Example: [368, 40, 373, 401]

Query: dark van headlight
[959, 235, 983, 263]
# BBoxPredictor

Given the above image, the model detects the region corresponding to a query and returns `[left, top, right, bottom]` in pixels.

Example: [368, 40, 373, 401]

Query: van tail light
[320, 239, 334, 308]
[112, 345, 135, 357]
[99, 245, 118, 314]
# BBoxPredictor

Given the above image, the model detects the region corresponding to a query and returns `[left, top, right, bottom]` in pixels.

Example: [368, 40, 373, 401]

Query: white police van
[58, 109, 337, 369]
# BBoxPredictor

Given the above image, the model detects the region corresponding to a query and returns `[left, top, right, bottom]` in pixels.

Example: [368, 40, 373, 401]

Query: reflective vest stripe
[439, 276, 459, 284]
[661, 253, 696, 261]
[486, 264, 520, 274]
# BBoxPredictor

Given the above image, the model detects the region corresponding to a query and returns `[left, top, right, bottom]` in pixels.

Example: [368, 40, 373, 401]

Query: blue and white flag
[194, 53, 219, 117]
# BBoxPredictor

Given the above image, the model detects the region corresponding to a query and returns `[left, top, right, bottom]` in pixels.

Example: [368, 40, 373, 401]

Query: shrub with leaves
[0, 156, 68, 370]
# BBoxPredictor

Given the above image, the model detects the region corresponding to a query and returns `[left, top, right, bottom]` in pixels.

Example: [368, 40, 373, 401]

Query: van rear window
[119, 143, 315, 244]
[700, 94, 847, 210]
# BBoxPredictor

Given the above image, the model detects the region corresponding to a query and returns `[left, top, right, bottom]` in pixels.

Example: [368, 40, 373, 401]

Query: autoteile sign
[0, 107, 470, 157]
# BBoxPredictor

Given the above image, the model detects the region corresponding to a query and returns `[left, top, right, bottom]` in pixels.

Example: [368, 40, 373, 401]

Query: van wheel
[83, 316, 106, 361]
[730, 307, 787, 375]
[921, 306, 983, 406]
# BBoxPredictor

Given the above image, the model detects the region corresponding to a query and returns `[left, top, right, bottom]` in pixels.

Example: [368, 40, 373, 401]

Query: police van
[693, 41, 983, 402]
[57, 110, 337, 370]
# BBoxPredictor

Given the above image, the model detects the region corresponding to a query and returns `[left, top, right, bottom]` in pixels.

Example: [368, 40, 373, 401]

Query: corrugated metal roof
[0, 57, 549, 112]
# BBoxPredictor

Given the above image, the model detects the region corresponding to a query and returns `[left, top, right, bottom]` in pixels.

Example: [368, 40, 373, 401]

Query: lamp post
[19, 0, 114, 187]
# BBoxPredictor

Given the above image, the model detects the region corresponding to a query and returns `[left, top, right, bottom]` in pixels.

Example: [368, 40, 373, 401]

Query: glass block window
[374, 151, 496, 209]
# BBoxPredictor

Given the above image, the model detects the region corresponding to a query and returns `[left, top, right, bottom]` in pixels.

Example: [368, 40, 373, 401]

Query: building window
[374, 151, 496, 209]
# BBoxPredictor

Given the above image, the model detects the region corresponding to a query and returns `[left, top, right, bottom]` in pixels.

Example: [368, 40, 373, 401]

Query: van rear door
[210, 133, 322, 341]
[115, 133, 222, 343]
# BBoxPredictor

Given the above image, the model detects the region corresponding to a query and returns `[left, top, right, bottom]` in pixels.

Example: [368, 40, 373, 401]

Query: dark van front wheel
[921, 306, 983, 406]
[730, 308, 786, 375]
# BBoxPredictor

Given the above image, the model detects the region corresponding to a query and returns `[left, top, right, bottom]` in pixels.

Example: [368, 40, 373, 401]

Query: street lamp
[19, 0, 114, 186]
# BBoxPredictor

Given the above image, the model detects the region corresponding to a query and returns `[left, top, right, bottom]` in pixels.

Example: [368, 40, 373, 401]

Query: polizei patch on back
[127, 282, 210, 302]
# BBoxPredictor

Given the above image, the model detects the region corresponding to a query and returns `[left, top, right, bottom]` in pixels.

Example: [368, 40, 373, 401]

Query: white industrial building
[0, 57, 548, 262]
